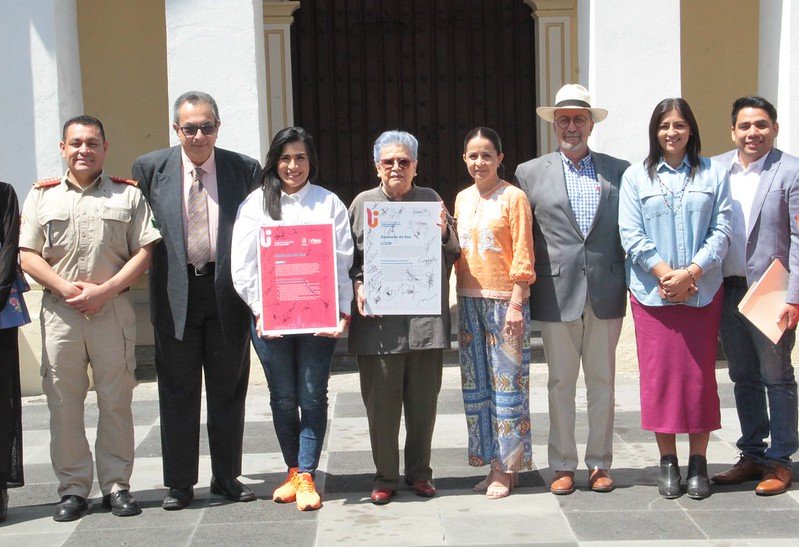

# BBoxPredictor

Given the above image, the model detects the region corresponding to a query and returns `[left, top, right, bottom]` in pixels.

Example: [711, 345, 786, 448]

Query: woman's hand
[255, 314, 283, 339]
[504, 302, 524, 338]
[438, 203, 449, 239]
[315, 316, 349, 338]
[355, 280, 368, 317]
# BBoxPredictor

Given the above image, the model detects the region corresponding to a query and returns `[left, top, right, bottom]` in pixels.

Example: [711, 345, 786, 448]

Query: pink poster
[258, 222, 339, 334]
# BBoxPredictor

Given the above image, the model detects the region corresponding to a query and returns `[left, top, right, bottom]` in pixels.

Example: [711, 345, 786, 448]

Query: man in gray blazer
[515, 84, 629, 495]
[132, 91, 261, 509]
[712, 96, 799, 496]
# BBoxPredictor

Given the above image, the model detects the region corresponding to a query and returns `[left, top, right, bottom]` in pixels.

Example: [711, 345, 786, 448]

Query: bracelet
[508, 300, 523, 311]
[684, 267, 698, 284]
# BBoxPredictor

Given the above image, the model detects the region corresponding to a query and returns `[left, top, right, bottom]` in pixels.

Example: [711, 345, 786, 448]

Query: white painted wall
[579, 0, 682, 164]
[759, 0, 799, 156]
[0, 0, 83, 202]
[165, 0, 269, 164]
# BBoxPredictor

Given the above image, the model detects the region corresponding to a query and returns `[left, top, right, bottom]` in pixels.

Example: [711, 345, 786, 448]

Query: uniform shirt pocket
[99, 206, 132, 248]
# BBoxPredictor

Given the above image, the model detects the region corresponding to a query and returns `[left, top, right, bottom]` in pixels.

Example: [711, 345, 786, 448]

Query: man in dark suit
[132, 91, 261, 509]
[712, 96, 799, 496]
[515, 84, 629, 495]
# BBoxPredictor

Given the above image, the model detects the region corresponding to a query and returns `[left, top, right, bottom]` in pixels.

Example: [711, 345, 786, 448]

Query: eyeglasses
[379, 157, 413, 169]
[555, 115, 589, 129]
[178, 123, 218, 137]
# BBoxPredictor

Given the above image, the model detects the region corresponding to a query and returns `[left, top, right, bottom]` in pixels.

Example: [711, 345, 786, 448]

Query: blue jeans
[719, 283, 799, 467]
[250, 325, 336, 474]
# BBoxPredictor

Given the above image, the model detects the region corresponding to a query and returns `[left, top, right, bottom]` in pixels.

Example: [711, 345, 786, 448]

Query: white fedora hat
[536, 84, 608, 123]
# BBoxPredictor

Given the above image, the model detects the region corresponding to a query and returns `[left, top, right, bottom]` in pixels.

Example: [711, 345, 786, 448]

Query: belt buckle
[193, 264, 208, 277]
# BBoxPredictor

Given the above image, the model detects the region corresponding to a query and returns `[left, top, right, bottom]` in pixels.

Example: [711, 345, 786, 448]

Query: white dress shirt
[723, 152, 769, 277]
[231, 182, 354, 319]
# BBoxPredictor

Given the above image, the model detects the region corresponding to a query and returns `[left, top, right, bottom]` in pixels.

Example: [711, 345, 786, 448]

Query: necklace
[655, 173, 690, 214]
[477, 179, 502, 198]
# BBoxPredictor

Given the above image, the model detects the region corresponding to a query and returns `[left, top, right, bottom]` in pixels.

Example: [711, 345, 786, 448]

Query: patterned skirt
[458, 296, 532, 471]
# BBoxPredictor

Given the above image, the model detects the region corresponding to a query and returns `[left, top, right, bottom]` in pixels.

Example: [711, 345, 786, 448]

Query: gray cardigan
[347, 185, 460, 355]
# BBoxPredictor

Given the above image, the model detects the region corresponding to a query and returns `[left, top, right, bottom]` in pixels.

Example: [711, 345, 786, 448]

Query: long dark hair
[645, 98, 701, 180]
[261, 127, 319, 220]
[462, 126, 505, 180]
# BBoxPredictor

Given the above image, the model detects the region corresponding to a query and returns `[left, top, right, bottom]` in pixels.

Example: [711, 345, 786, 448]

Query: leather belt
[723, 276, 748, 289]
[190, 263, 215, 277]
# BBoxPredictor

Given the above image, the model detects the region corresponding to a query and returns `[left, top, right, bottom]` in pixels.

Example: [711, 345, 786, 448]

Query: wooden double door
[291, 0, 537, 210]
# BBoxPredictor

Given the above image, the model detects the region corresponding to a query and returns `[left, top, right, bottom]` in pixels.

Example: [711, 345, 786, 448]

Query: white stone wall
[0, 0, 83, 201]
[579, 0, 682, 164]
[759, 0, 799, 156]
[165, 0, 269, 163]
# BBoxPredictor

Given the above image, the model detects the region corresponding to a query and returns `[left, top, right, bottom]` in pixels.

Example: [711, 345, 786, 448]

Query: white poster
[363, 201, 442, 315]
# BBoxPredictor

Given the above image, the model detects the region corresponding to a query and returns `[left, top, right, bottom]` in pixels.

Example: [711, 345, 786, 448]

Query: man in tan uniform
[19, 115, 161, 522]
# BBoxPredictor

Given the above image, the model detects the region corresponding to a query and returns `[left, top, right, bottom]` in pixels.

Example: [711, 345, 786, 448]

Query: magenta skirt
[630, 289, 723, 434]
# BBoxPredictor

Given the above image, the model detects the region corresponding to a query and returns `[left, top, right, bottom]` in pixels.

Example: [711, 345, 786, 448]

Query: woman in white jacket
[231, 127, 353, 511]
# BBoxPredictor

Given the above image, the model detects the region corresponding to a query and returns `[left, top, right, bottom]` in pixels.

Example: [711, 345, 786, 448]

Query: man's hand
[65, 281, 111, 315]
[777, 303, 799, 330]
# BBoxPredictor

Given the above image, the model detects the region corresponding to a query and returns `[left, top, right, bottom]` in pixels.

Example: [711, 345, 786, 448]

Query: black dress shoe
[162, 487, 194, 511]
[53, 495, 90, 522]
[0, 488, 8, 522]
[102, 490, 142, 516]
[658, 454, 682, 499]
[686, 454, 710, 499]
[210, 477, 256, 502]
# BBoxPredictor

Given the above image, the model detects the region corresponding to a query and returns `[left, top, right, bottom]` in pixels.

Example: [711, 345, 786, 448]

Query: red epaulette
[33, 178, 61, 189]
[111, 176, 138, 187]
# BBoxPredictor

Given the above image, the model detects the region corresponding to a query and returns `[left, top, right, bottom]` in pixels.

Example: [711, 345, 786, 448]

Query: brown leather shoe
[589, 469, 614, 492]
[711, 456, 766, 485]
[755, 465, 793, 496]
[550, 471, 575, 495]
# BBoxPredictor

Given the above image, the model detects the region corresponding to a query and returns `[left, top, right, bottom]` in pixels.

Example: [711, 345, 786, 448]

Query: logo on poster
[366, 208, 380, 228]
[260, 228, 272, 248]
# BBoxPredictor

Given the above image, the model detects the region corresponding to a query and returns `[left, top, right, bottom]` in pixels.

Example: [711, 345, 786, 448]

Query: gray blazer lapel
[156, 147, 187, 264]
[748, 149, 781, 237]
[549, 154, 583, 237]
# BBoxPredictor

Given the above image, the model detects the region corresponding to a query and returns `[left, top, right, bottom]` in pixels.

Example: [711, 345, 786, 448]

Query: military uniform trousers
[40, 290, 137, 499]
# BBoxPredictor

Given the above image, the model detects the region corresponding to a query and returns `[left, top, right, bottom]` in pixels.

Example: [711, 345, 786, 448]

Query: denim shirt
[619, 157, 731, 307]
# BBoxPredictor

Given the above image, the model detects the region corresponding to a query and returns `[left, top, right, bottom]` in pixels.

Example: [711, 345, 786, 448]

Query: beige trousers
[40, 292, 137, 498]
[539, 300, 622, 473]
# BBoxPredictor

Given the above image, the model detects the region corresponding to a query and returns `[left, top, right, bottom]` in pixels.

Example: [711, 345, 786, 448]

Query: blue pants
[250, 325, 336, 474]
[458, 296, 532, 472]
[719, 283, 798, 468]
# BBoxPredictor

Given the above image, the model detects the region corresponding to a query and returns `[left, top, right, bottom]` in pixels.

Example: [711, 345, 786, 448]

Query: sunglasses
[379, 157, 413, 169]
[555, 115, 589, 128]
[178, 123, 218, 137]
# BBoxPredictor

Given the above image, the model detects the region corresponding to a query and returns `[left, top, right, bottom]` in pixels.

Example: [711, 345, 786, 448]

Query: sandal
[486, 471, 516, 499]
[473, 470, 494, 492]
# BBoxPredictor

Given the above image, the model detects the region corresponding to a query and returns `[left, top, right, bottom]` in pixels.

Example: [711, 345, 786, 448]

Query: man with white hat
[515, 84, 629, 495]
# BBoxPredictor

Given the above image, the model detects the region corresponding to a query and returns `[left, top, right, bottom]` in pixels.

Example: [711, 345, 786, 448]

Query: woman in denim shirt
[619, 98, 731, 500]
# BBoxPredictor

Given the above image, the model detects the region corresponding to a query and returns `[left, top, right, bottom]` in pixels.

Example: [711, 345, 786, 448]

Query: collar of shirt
[280, 181, 312, 204]
[62, 170, 104, 192]
[559, 150, 594, 173]
[180, 147, 216, 178]
[379, 182, 417, 201]
[656, 156, 690, 174]
[731, 150, 769, 175]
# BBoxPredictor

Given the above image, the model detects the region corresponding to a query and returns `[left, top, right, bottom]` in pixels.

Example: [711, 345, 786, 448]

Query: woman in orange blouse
[454, 127, 535, 498]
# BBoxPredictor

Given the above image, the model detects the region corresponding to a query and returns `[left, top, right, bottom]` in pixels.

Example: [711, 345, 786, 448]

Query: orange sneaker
[295, 472, 322, 511]
[272, 467, 299, 503]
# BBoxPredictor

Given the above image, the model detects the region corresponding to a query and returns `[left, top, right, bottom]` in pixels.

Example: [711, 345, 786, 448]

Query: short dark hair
[261, 127, 320, 220]
[173, 91, 220, 124]
[62, 115, 106, 142]
[645, 98, 701, 180]
[731, 96, 777, 126]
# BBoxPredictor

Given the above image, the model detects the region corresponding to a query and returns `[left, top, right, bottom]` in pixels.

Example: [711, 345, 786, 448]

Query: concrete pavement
[2, 361, 799, 545]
